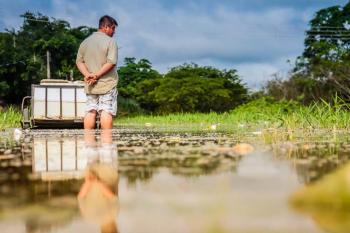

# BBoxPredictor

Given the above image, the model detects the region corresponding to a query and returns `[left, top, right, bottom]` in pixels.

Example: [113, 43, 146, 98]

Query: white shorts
[85, 88, 118, 116]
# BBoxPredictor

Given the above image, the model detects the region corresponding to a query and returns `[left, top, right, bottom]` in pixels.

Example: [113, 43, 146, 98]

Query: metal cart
[21, 79, 87, 129]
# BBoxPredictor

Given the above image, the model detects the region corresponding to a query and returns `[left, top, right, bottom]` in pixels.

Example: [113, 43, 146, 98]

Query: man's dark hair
[99, 15, 118, 28]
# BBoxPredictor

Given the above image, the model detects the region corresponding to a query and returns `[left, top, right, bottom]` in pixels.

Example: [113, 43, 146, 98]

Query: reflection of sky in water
[117, 152, 322, 233]
[0, 131, 349, 232]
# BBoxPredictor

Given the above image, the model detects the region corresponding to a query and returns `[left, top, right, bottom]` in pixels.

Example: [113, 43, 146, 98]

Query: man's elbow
[107, 63, 116, 69]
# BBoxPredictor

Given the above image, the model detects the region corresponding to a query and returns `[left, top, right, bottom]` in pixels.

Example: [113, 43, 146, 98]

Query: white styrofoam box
[63, 88, 86, 118]
[47, 88, 60, 101]
[33, 101, 45, 118]
[62, 102, 75, 118]
[33, 87, 46, 119]
[47, 101, 60, 118]
[77, 103, 85, 117]
[77, 88, 87, 102]
[62, 88, 75, 102]
[33, 85, 86, 119]
[33, 87, 46, 101]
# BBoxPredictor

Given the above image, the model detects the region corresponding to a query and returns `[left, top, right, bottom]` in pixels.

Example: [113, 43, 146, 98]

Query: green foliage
[117, 95, 144, 117]
[266, 2, 350, 104]
[0, 12, 94, 104]
[134, 63, 248, 113]
[231, 97, 300, 122]
[0, 106, 21, 129]
[118, 61, 248, 114]
[118, 57, 162, 98]
[132, 77, 161, 111]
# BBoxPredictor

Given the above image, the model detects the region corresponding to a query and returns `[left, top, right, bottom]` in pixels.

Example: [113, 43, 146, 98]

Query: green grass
[115, 97, 350, 132]
[0, 106, 22, 129]
[2, 97, 350, 131]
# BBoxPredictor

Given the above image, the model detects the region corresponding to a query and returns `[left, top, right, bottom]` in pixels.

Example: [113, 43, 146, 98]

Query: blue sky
[0, 0, 348, 89]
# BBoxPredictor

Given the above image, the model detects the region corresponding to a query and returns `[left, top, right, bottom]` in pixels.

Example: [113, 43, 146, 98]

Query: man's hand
[84, 73, 97, 85]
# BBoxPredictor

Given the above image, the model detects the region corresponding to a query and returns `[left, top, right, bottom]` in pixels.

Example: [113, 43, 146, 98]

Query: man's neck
[98, 29, 106, 34]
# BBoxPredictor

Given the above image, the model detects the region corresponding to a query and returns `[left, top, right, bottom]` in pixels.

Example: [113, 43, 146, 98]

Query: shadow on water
[1, 128, 350, 232]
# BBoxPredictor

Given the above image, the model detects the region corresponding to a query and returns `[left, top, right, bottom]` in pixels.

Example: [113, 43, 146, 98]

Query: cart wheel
[22, 122, 30, 129]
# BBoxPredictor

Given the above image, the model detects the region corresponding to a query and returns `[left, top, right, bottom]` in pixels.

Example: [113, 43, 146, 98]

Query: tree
[117, 57, 162, 99]
[0, 12, 94, 104]
[134, 63, 248, 113]
[266, 2, 350, 103]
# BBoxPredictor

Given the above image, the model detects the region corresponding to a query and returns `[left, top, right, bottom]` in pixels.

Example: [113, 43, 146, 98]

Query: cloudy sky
[0, 0, 348, 89]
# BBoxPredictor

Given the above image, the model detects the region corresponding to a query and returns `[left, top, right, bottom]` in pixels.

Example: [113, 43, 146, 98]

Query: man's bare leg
[84, 110, 97, 129]
[100, 110, 113, 129]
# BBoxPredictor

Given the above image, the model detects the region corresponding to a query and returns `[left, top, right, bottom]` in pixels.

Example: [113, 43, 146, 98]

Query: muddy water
[0, 129, 349, 233]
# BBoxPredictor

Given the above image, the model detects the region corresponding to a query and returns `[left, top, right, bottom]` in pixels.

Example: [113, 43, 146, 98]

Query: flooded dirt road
[0, 129, 349, 233]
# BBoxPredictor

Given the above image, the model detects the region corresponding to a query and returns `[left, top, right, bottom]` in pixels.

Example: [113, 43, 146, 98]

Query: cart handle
[21, 96, 32, 112]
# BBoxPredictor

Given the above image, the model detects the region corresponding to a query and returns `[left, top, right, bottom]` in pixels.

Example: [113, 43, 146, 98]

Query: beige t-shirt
[76, 32, 118, 94]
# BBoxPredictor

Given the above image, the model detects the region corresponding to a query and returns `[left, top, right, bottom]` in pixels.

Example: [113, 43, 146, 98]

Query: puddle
[0, 129, 349, 232]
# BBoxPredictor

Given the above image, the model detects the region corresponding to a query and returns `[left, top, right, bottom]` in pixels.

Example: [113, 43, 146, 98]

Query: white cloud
[105, 3, 305, 88]
[235, 58, 294, 91]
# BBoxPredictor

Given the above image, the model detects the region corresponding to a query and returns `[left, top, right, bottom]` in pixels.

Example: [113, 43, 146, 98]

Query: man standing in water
[76, 15, 118, 129]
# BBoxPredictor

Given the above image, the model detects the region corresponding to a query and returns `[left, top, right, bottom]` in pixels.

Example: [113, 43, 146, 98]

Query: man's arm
[88, 63, 116, 84]
[76, 61, 91, 77]
[76, 42, 92, 79]
[76, 61, 95, 84]
[95, 63, 116, 79]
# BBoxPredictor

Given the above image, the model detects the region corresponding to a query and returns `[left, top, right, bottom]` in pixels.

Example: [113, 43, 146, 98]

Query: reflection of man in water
[78, 130, 119, 233]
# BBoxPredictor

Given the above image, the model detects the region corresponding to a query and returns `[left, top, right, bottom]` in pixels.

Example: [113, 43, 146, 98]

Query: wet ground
[0, 128, 350, 233]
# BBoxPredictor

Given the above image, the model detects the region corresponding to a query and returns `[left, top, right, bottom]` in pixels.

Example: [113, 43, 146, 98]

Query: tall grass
[0, 106, 22, 129]
[1, 97, 349, 131]
[116, 97, 350, 131]
[279, 96, 350, 129]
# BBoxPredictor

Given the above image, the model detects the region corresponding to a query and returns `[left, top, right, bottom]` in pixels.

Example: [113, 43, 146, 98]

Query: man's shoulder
[92, 31, 110, 38]
[80, 32, 116, 49]
[80, 33, 95, 44]
[89, 32, 115, 42]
